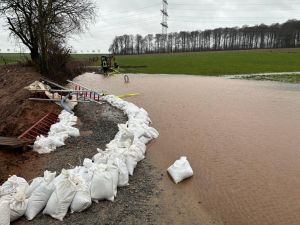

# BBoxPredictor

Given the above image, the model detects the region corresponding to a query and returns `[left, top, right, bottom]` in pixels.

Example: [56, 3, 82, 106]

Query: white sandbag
[0, 199, 10, 225]
[43, 170, 77, 221]
[90, 165, 114, 202]
[124, 152, 139, 176]
[26, 177, 43, 198]
[10, 187, 29, 222]
[117, 124, 135, 148]
[50, 123, 80, 137]
[129, 140, 147, 157]
[139, 136, 152, 144]
[0, 176, 29, 196]
[93, 149, 110, 164]
[167, 157, 194, 184]
[59, 110, 78, 124]
[70, 177, 91, 213]
[74, 166, 94, 190]
[33, 135, 56, 154]
[106, 165, 119, 197]
[108, 157, 129, 187]
[134, 140, 147, 155]
[25, 171, 56, 220]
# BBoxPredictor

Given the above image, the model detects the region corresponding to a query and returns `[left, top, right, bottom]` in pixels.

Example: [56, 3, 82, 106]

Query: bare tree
[109, 20, 300, 55]
[0, 0, 96, 73]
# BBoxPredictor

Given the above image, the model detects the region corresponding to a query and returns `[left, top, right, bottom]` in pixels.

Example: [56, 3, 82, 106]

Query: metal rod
[29, 98, 90, 103]
[40, 77, 68, 90]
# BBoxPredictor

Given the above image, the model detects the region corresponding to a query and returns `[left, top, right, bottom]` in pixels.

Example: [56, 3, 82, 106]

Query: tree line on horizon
[109, 20, 300, 55]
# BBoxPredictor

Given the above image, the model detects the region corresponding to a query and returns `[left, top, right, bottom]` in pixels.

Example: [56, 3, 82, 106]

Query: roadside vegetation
[0, 0, 96, 82]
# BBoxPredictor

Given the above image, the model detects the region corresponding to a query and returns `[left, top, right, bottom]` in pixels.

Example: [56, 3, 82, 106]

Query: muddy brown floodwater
[74, 73, 300, 225]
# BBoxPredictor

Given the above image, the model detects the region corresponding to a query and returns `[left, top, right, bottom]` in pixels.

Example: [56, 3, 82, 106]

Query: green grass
[3, 49, 300, 78]
[0, 53, 28, 65]
[112, 48, 300, 76]
[239, 74, 300, 83]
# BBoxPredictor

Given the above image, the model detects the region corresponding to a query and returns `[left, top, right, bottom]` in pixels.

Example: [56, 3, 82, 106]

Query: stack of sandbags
[33, 110, 80, 154]
[0, 95, 159, 224]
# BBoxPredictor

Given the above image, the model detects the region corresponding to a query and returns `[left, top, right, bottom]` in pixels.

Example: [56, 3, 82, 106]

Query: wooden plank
[0, 137, 33, 149]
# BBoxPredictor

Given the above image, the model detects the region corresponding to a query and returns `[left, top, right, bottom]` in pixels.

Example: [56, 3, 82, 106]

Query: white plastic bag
[0, 199, 10, 225]
[167, 157, 194, 184]
[43, 170, 77, 221]
[25, 171, 56, 220]
[90, 165, 114, 202]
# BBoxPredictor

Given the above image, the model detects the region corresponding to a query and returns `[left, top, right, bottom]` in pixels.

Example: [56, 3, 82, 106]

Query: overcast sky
[0, 0, 299, 53]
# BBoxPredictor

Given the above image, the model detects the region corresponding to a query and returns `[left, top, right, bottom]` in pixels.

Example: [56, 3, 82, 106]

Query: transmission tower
[161, 0, 168, 35]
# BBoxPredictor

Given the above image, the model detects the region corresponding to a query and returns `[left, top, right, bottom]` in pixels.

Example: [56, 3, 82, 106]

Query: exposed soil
[0, 65, 60, 137]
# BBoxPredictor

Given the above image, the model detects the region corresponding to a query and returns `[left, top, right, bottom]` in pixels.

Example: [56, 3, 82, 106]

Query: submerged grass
[239, 74, 300, 83]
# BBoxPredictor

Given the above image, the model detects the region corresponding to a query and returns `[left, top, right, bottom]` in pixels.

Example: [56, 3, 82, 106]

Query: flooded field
[74, 73, 300, 225]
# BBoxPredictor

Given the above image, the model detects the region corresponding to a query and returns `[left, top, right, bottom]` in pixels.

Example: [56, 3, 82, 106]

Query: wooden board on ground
[0, 137, 33, 149]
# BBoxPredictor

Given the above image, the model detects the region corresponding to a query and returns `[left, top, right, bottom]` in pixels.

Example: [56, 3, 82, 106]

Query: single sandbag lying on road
[0, 199, 10, 225]
[43, 170, 77, 221]
[25, 171, 56, 220]
[167, 157, 194, 184]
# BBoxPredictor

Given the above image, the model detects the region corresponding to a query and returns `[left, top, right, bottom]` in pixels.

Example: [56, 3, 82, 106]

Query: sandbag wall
[0, 95, 159, 224]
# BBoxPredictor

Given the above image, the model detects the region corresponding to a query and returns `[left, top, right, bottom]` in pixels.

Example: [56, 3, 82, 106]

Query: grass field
[115, 48, 300, 76]
[2, 49, 300, 78]
[0, 53, 29, 65]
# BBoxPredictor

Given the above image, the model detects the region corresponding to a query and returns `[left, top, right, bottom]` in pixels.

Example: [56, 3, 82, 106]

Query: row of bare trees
[109, 20, 300, 55]
[0, 0, 96, 75]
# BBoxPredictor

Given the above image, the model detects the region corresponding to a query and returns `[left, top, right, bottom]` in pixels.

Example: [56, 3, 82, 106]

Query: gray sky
[0, 0, 299, 53]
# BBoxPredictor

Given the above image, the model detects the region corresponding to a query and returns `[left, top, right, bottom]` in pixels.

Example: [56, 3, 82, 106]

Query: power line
[100, 3, 160, 17]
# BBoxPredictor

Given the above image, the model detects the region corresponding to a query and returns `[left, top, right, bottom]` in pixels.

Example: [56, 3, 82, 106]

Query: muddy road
[74, 73, 300, 225]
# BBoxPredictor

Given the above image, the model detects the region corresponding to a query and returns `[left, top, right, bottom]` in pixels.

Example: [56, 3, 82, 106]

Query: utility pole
[161, 0, 168, 35]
